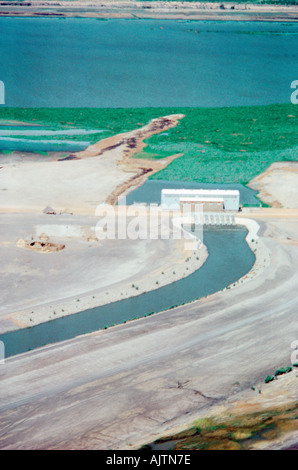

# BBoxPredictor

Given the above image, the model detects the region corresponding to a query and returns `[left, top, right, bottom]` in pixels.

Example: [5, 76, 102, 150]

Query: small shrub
[274, 366, 292, 377]
[264, 375, 274, 384]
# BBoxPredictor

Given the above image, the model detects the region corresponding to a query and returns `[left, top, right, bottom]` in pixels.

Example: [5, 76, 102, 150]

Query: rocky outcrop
[17, 238, 65, 253]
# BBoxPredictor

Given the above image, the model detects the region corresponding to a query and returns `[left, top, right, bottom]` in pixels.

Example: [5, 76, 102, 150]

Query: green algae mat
[0, 104, 297, 185]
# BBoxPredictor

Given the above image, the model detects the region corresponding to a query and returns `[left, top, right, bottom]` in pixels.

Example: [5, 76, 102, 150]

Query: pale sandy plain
[248, 161, 298, 209]
[0, 114, 209, 332]
[0, 1, 297, 22]
[0, 213, 297, 450]
[0, 114, 297, 449]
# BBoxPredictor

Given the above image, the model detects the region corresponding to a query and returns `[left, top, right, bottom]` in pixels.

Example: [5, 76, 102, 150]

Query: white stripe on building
[161, 189, 240, 211]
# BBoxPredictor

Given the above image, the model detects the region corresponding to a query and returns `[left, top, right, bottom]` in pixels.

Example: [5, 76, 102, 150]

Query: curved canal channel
[1, 224, 255, 358]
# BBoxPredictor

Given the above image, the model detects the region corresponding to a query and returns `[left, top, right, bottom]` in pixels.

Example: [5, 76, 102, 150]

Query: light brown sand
[0, 1, 297, 22]
[0, 114, 184, 214]
[248, 161, 298, 209]
[0, 211, 207, 331]
[0, 114, 211, 332]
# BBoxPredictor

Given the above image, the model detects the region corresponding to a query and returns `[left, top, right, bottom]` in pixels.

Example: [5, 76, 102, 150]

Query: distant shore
[0, 1, 297, 22]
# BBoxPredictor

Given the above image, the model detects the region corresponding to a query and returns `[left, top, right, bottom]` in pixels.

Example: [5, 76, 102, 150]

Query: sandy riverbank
[0, 1, 297, 22]
[0, 114, 184, 214]
[0, 113, 212, 333]
[0, 211, 208, 332]
[248, 161, 298, 209]
[76, 113, 185, 205]
[1, 210, 272, 332]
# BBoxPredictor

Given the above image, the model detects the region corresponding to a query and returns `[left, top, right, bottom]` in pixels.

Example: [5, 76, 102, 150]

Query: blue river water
[0, 126, 106, 152]
[0, 18, 297, 107]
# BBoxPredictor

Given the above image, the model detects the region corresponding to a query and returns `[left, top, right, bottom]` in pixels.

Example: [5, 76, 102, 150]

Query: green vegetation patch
[141, 402, 298, 450]
[0, 107, 162, 136]
[0, 104, 297, 185]
[139, 104, 298, 185]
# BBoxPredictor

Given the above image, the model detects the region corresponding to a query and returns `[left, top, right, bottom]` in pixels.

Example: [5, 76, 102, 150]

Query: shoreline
[75, 113, 185, 206]
[0, 114, 185, 215]
[10, 231, 208, 331]
[0, 2, 297, 22]
[7, 213, 263, 336]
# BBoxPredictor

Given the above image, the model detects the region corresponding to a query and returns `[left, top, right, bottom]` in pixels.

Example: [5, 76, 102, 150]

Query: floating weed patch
[0, 104, 297, 184]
